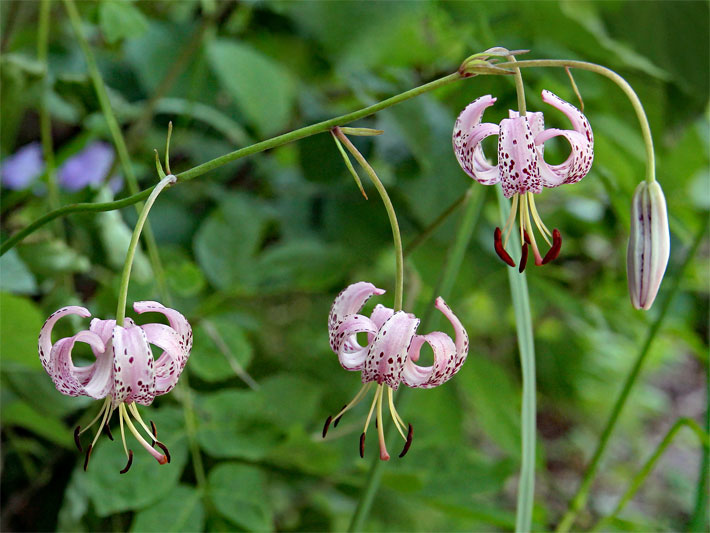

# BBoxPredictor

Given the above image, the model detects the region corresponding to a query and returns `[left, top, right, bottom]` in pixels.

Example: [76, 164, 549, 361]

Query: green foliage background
[0, 1, 708, 531]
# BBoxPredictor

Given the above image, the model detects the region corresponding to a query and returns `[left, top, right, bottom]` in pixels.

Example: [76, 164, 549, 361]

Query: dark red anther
[494, 227, 516, 267]
[523, 230, 531, 244]
[74, 426, 83, 452]
[333, 405, 347, 428]
[322, 416, 332, 438]
[103, 423, 114, 441]
[399, 424, 413, 458]
[542, 229, 562, 264]
[83, 444, 93, 472]
[120, 450, 134, 474]
[150, 420, 157, 446]
[519, 242, 529, 273]
[155, 441, 171, 463]
[359, 433, 366, 458]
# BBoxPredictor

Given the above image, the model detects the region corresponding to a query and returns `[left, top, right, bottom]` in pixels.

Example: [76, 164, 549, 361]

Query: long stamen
[128, 402, 158, 443]
[527, 192, 552, 242]
[375, 384, 389, 461]
[386, 387, 407, 440]
[74, 426, 83, 452]
[120, 450, 133, 474]
[398, 424, 413, 458]
[88, 401, 114, 452]
[519, 192, 527, 245]
[322, 383, 372, 438]
[119, 403, 129, 457]
[362, 385, 380, 434]
[502, 193, 519, 248]
[542, 229, 562, 264]
[121, 404, 168, 464]
[84, 399, 113, 471]
[522, 198, 544, 265]
[494, 227, 516, 267]
[78, 397, 111, 436]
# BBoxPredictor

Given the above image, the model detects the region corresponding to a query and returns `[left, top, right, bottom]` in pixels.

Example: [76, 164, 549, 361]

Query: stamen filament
[519, 192, 527, 244]
[128, 402, 158, 442]
[375, 384, 389, 461]
[523, 200, 544, 265]
[89, 400, 114, 451]
[79, 397, 111, 436]
[121, 404, 167, 464]
[333, 383, 372, 425]
[527, 192, 552, 242]
[387, 387, 407, 440]
[502, 194, 519, 248]
[118, 403, 129, 457]
[362, 385, 381, 434]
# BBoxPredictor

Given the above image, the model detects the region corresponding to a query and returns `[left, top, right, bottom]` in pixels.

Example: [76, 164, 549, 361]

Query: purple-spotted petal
[498, 116, 542, 198]
[112, 325, 155, 407]
[401, 297, 469, 388]
[535, 90, 594, 187]
[140, 323, 185, 395]
[133, 301, 192, 369]
[39, 306, 91, 375]
[368, 304, 394, 343]
[361, 311, 419, 390]
[48, 330, 106, 397]
[333, 314, 379, 371]
[453, 95, 501, 185]
[328, 282, 385, 352]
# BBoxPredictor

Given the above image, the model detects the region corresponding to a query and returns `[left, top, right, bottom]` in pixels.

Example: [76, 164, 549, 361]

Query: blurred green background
[1, 1, 708, 531]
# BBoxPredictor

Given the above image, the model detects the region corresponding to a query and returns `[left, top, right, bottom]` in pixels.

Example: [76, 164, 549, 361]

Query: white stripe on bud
[627, 181, 670, 310]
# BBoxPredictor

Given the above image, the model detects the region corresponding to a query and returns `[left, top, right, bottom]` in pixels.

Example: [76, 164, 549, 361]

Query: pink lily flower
[453, 90, 594, 270]
[38, 301, 192, 473]
[323, 282, 469, 460]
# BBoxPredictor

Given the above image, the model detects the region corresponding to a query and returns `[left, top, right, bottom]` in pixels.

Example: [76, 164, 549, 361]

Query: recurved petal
[141, 323, 186, 394]
[368, 304, 394, 343]
[627, 181, 670, 310]
[453, 95, 501, 185]
[133, 302, 192, 367]
[333, 314, 379, 371]
[362, 311, 419, 390]
[48, 330, 106, 397]
[535, 90, 594, 187]
[39, 306, 91, 375]
[328, 282, 385, 353]
[498, 116, 542, 198]
[112, 325, 155, 407]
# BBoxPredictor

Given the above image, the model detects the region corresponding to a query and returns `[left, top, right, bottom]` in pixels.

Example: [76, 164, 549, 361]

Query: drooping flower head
[324, 282, 469, 460]
[453, 90, 594, 270]
[39, 301, 192, 473]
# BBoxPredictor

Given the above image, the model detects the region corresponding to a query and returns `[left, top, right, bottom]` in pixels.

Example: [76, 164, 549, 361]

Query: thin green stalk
[63, 0, 168, 301]
[115, 176, 175, 326]
[1, 71, 463, 257]
[498, 59, 655, 183]
[177, 373, 209, 500]
[496, 187, 537, 533]
[689, 350, 710, 531]
[333, 127, 403, 311]
[38, 0, 59, 219]
[348, 180, 485, 532]
[555, 222, 707, 532]
[508, 55, 527, 116]
[591, 418, 709, 532]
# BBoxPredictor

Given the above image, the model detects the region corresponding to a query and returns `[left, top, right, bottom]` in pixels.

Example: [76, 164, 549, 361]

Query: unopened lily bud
[627, 181, 670, 310]
[338, 127, 384, 136]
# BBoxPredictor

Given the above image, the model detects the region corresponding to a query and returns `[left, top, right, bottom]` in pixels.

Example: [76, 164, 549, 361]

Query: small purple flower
[323, 282, 469, 460]
[39, 301, 193, 473]
[58, 142, 117, 192]
[1, 142, 45, 190]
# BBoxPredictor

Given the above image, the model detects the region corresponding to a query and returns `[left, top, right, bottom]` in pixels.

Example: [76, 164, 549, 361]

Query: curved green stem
[115, 176, 175, 326]
[496, 187, 537, 533]
[38, 0, 59, 220]
[1, 71, 462, 257]
[555, 222, 707, 532]
[333, 128, 403, 311]
[508, 55, 527, 116]
[591, 417, 709, 532]
[498, 59, 655, 183]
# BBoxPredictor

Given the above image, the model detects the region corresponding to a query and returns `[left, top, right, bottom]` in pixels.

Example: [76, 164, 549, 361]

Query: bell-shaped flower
[323, 282, 469, 460]
[453, 90, 594, 270]
[38, 301, 192, 473]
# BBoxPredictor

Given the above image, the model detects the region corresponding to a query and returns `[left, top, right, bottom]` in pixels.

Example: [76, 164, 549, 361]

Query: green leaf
[258, 374, 321, 428]
[130, 484, 205, 532]
[194, 389, 279, 460]
[1, 400, 72, 447]
[85, 407, 188, 516]
[189, 317, 253, 383]
[0, 249, 37, 294]
[206, 39, 295, 136]
[99, 1, 149, 44]
[17, 240, 90, 277]
[208, 462, 273, 531]
[0, 292, 44, 370]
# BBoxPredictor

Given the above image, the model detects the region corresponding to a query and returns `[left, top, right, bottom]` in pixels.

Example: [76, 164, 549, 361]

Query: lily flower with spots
[453, 90, 594, 271]
[38, 301, 192, 473]
[323, 282, 469, 460]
